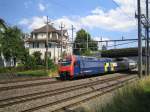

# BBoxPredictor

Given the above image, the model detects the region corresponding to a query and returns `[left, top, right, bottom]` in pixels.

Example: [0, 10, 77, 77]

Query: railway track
[0, 76, 59, 84]
[0, 78, 61, 91]
[0, 73, 138, 112]
[0, 74, 125, 107]
[0, 73, 126, 100]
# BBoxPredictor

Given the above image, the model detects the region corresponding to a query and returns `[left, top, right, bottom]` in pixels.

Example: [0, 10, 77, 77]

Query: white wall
[33, 33, 47, 39]
[29, 47, 61, 61]
[29, 45, 72, 62]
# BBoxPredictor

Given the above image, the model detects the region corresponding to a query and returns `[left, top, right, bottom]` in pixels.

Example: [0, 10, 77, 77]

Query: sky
[0, 0, 146, 49]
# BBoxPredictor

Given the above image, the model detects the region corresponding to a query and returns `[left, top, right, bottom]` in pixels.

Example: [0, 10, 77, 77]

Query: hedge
[0, 65, 45, 73]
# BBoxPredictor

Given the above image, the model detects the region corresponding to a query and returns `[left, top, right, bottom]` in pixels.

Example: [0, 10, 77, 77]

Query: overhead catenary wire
[73, 40, 137, 49]
[112, 0, 135, 19]
[49, 0, 140, 46]
[107, 40, 137, 48]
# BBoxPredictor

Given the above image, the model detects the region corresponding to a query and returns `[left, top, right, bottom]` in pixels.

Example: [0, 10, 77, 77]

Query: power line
[73, 38, 142, 44]
[73, 40, 137, 49]
[107, 40, 137, 48]
[112, 0, 135, 19]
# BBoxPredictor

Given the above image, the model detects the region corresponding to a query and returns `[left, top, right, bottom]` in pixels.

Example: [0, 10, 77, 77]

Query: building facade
[26, 25, 72, 62]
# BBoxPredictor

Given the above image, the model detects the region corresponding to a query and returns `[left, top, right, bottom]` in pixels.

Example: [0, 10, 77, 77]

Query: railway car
[58, 55, 118, 79]
[114, 57, 137, 71]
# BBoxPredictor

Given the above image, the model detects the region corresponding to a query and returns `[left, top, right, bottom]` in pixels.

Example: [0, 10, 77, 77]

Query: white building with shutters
[26, 25, 72, 62]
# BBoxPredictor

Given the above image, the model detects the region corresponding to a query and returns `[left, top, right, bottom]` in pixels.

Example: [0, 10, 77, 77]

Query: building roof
[32, 25, 56, 33]
[32, 25, 68, 37]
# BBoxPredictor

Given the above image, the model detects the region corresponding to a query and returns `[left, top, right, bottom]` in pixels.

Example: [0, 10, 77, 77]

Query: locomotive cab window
[60, 59, 71, 66]
[61, 61, 71, 66]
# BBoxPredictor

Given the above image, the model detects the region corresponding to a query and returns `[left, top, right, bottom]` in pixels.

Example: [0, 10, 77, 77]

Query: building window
[36, 42, 39, 48]
[45, 43, 52, 48]
[33, 42, 35, 48]
[48, 43, 51, 48]
[57, 44, 61, 48]
[32, 42, 39, 48]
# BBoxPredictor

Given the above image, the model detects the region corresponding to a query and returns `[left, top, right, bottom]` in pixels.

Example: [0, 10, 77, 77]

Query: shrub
[32, 51, 44, 65]
[17, 70, 49, 77]
[0, 65, 45, 73]
[48, 58, 55, 69]
[24, 55, 36, 68]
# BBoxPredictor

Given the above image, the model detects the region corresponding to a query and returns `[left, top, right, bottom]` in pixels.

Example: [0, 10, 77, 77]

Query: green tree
[82, 49, 92, 56]
[0, 18, 7, 30]
[1, 26, 26, 66]
[0, 18, 7, 53]
[73, 29, 98, 55]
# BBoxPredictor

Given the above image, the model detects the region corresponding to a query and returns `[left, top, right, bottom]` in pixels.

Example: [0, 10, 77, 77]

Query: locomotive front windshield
[60, 58, 72, 66]
[61, 61, 71, 66]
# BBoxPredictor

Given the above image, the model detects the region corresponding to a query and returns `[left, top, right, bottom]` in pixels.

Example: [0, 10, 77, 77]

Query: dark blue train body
[59, 55, 119, 79]
[73, 56, 114, 77]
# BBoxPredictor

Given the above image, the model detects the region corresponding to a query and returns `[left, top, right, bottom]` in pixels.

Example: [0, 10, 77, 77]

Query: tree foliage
[1, 26, 26, 66]
[73, 29, 98, 55]
[0, 18, 7, 30]
[0, 18, 7, 52]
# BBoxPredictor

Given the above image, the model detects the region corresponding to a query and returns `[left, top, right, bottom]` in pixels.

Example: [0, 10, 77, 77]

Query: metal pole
[58, 44, 60, 60]
[72, 25, 73, 42]
[146, 0, 149, 76]
[145, 30, 147, 76]
[137, 0, 142, 78]
[106, 41, 108, 50]
[71, 25, 75, 42]
[87, 33, 88, 50]
[100, 37, 102, 50]
[114, 41, 116, 49]
[54, 42, 56, 62]
[71, 25, 75, 55]
[60, 23, 64, 58]
[45, 16, 49, 71]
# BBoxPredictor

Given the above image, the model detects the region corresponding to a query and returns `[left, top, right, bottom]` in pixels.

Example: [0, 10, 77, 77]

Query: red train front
[58, 55, 75, 79]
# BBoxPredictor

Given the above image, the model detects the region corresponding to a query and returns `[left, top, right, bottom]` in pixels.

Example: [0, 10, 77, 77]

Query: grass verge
[17, 69, 58, 77]
[77, 77, 150, 112]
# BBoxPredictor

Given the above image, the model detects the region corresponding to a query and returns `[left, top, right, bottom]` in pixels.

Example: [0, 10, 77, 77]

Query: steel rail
[0, 75, 127, 108]
[0, 79, 60, 91]
[0, 76, 56, 84]
[60, 77, 137, 112]
[21, 75, 137, 112]
[0, 75, 137, 112]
